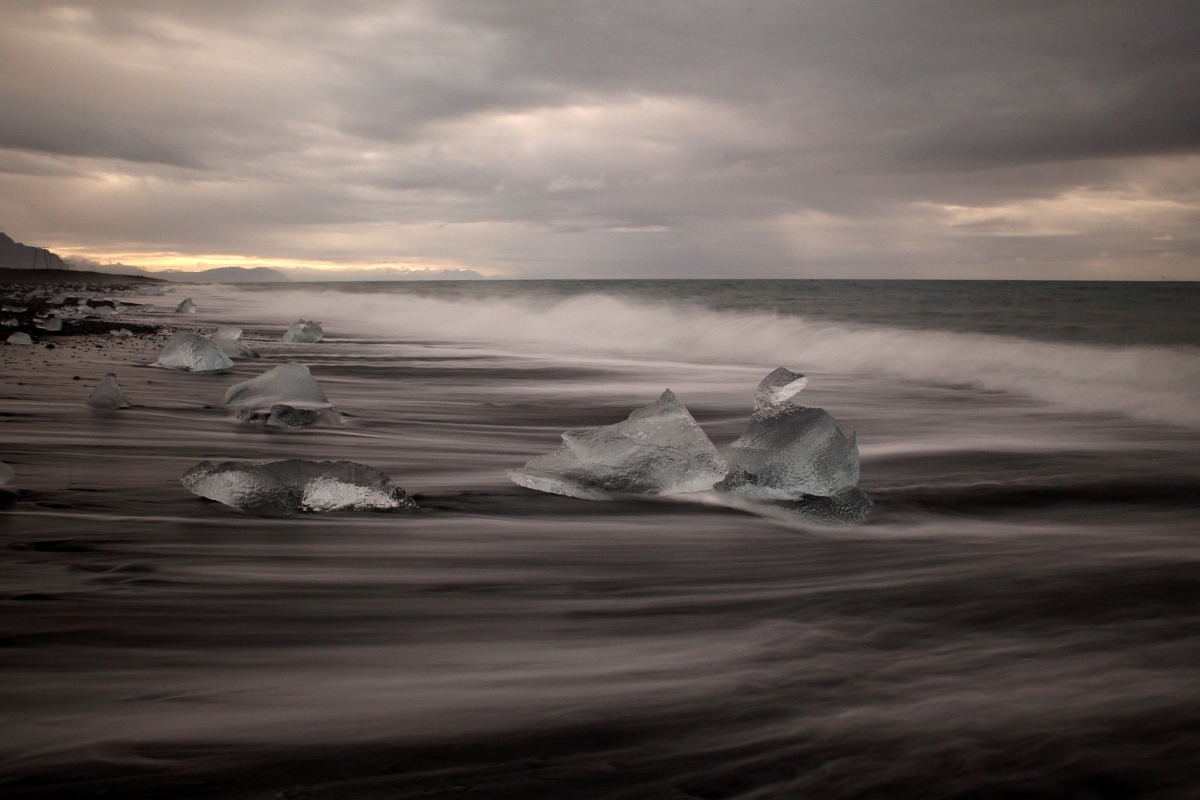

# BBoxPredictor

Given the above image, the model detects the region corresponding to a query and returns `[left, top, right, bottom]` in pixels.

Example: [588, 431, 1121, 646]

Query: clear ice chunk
[37, 317, 63, 332]
[6, 332, 32, 345]
[0, 461, 13, 485]
[224, 362, 337, 427]
[212, 327, 258, 359]
[181, 459, 416, 514]
[175, 298, 197, 313]
[154, 332, 235, 372]
[718, 368, 861, 500]
[508, 389, 727, 499]
[86, 373, 131, 409]
[110, 328, 133, 338]
[282, 320, 323, 343]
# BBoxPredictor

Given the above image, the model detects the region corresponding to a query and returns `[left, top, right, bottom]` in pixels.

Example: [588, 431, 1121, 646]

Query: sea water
[1, 280, 1197, 798]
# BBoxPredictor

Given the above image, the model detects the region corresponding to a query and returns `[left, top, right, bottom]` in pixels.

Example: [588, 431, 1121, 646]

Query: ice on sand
[37, 317, 63, 332]
[86, 373, 131, 409]
[7, 332, 32, 345]
[508, 389, 727, 499]
[110, 328, 133, 338]
[224, 362, 338, 427]
[175, 298, 197, 313]
[282, 320, 323, 343]
[154, 332, 234, 372]
[181, 460, 416, 514]
[212, 326, 258, 359]
[0, 461, 13, 485]
[718, 368, 861, 500]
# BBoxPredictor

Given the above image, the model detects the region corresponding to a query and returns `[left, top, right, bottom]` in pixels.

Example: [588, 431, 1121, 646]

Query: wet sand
[2, 287, 1198, 798]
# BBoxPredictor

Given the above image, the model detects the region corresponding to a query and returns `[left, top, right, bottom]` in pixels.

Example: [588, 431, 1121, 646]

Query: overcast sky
[1, 1, 1198, 278]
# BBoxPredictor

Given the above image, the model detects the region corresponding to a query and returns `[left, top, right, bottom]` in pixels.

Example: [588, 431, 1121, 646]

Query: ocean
[2, 279, 1198, 798]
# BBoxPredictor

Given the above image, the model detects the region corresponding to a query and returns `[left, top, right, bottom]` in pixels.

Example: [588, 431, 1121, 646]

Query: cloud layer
[1, 1, 1198, 278]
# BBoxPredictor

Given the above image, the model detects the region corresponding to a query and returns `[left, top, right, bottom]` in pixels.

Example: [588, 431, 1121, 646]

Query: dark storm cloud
[0, 0, 1197, 277]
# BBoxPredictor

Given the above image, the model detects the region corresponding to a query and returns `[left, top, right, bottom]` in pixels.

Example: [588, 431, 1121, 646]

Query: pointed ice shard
[718, 368, 860, 500]
[224, 362, 337, 427]
[508, 389, 727, 499]
[181, 459, 416, 514]
[282, 320, 323, 343]
[86, 373, 131, 409]
[154, 332, 234, 372]
[175, 298, 197, 313]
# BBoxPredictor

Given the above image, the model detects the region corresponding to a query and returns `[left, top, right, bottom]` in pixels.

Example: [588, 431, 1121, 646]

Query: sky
[1, 1, 1198, 279]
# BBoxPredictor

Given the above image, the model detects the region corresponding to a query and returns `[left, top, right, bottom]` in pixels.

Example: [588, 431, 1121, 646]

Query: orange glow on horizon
[48, 246, 497, 276]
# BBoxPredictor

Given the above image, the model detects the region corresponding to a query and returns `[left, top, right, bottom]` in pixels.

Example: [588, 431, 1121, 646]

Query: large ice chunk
[223, 362, 338, 427]
[212, 326, 258, 359]
[7, 332, 32, 345]
[86, 373, 131, 409]
[175, 298, 197, 313]
[154, 332, 235, 372]
[282, 320, 323, 343]
[718, 368, 860, 500]
[508, 389, 727, 499]
[181, 460, 416, 514]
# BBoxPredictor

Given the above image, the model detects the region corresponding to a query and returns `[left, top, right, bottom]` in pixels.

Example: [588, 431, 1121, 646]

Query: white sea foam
[214, 288, 1200, 428]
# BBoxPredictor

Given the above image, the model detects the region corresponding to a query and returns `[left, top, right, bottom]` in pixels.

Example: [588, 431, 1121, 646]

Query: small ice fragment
[508, 389, 727, 498]
[2, 305, 26, 312]
[224, 362, 329, 408]
[110, 328, 133, 338]
[225, 363, 337, 426]
[86, 373, 131, 409]
[37, 317, 63, 332]
[154, 332, 234, 372]
[718, 368, 861, 500]
[175, 298, 197, 313]
[7, 332, 32, 345]
[49, 295, 67, 305]
[754, 367, 808, 412]
[282, 320, 323, 343]
[212, 329, 257, 359]
[2, 318, 18, 327]
[181, 459, 416, 514]
[0, 461, 13, 485]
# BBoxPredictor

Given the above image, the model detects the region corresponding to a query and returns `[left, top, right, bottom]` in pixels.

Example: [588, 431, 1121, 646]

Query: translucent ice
[282, 320, 323, 343]
[224, 362, 337, 427]
[508, 389, 727, 499]
[181, 459, 416, 514]
[718, 368, 860, 500]
[7, 332, 32, 345]
[37, 317, 63, 332]
[0, 461, 13, 485]
[86, 373, 131, 409]
[175, 298, 197, 313]
[3, 318, 17, 327]
[110, 328, 133, 338]
[154, 332, 235, 372]
[212, 327, 258, 359]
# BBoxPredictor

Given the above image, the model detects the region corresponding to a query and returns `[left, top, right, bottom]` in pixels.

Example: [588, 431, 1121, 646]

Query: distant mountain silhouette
[0, 232, 69, 270]
[153, 266, 291, 283]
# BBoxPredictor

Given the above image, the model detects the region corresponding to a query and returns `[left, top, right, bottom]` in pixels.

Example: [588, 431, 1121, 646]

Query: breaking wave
[218, 287, 1200, 428]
